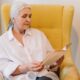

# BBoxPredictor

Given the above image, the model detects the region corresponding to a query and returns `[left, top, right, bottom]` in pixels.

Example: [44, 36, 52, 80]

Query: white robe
[0, 27, 59, 80]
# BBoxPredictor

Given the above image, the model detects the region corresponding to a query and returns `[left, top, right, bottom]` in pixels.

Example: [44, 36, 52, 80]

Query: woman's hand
[11, 61, 44, 76]
[56, 55, 64, 65]
[49, 55, 64, 69]
[28, 61, 44, 72]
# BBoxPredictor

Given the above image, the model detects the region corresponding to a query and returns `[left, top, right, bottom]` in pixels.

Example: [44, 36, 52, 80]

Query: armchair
[1, 3, 80, 80]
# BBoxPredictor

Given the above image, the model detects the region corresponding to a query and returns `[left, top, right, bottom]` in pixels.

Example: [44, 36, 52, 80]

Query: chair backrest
[1, 4, 74, 50]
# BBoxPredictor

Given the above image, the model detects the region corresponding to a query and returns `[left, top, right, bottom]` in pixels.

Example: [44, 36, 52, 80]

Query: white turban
[10, 0, 31, 21]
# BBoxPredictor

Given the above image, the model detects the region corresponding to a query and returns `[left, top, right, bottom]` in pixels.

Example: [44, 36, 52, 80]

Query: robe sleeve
[0, 45, 19, 78]
[41, 32, 55, 53]
[41, 32, 58, 71]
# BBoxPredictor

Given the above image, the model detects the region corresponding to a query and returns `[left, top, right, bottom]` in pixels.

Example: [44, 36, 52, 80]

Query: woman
[0, 1, 63, 80]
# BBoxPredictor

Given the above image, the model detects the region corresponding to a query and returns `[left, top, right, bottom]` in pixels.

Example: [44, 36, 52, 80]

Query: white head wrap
[10, 0, 31, 21]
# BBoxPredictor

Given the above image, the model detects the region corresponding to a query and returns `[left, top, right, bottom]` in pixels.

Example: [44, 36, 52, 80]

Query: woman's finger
[32, 64, 44, 72]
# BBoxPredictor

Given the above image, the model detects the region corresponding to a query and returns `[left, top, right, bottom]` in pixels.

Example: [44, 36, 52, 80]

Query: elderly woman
[0, 1, 63, 80]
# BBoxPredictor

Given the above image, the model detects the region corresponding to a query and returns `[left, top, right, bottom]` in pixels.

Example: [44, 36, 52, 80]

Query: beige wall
[0, 0, 80, 73]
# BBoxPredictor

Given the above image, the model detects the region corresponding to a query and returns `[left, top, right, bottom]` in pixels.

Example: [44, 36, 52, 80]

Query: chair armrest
[60, 65, 80, 80]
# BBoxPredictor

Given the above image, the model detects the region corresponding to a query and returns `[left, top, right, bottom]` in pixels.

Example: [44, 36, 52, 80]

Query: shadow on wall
[71, 26, 79, 62]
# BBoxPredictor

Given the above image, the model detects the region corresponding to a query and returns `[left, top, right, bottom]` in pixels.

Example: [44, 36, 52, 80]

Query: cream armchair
[1, 4, 80, 80]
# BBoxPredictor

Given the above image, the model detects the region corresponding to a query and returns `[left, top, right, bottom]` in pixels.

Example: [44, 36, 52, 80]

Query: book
[42, 43, 72, 66]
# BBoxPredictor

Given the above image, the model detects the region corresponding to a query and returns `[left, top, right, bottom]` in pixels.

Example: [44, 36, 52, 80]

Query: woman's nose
[26, 17, 31, 22]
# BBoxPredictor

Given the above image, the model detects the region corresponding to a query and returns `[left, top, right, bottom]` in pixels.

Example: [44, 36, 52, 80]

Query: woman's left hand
[49, 55, 64, 69]
[56, 55, 64, 65]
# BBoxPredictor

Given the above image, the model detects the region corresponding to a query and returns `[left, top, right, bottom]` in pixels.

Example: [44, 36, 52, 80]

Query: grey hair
[10, 0, 31, 21]
[8, 0, 31, 29]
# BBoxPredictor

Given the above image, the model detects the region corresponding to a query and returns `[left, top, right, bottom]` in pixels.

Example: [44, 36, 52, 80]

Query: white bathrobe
[0, 27, 59, 80]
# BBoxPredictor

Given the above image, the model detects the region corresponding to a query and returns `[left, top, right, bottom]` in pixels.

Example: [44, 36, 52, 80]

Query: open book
[42, 43, 72, 66]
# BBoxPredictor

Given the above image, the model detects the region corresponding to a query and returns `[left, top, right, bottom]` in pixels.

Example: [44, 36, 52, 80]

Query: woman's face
[13, 7, 32, 32]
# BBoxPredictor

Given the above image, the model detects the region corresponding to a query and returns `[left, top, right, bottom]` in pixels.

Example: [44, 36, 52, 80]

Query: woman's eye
[29, 14, 32, 18]
[22, 14, 27, 18]
[22, 14, 32, 18]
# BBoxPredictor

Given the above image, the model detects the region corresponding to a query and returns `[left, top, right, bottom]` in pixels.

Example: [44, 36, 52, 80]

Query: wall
[0, 0, 80, 73]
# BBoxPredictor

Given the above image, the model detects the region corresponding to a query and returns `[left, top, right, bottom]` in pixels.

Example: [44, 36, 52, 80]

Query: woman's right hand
[28, 61, 44, 72]
[11, 61, 44, 76]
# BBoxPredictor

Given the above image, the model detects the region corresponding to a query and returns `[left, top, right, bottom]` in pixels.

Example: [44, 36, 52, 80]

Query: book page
[42, 43, 72, 66]
[42, 50, 66, 66]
